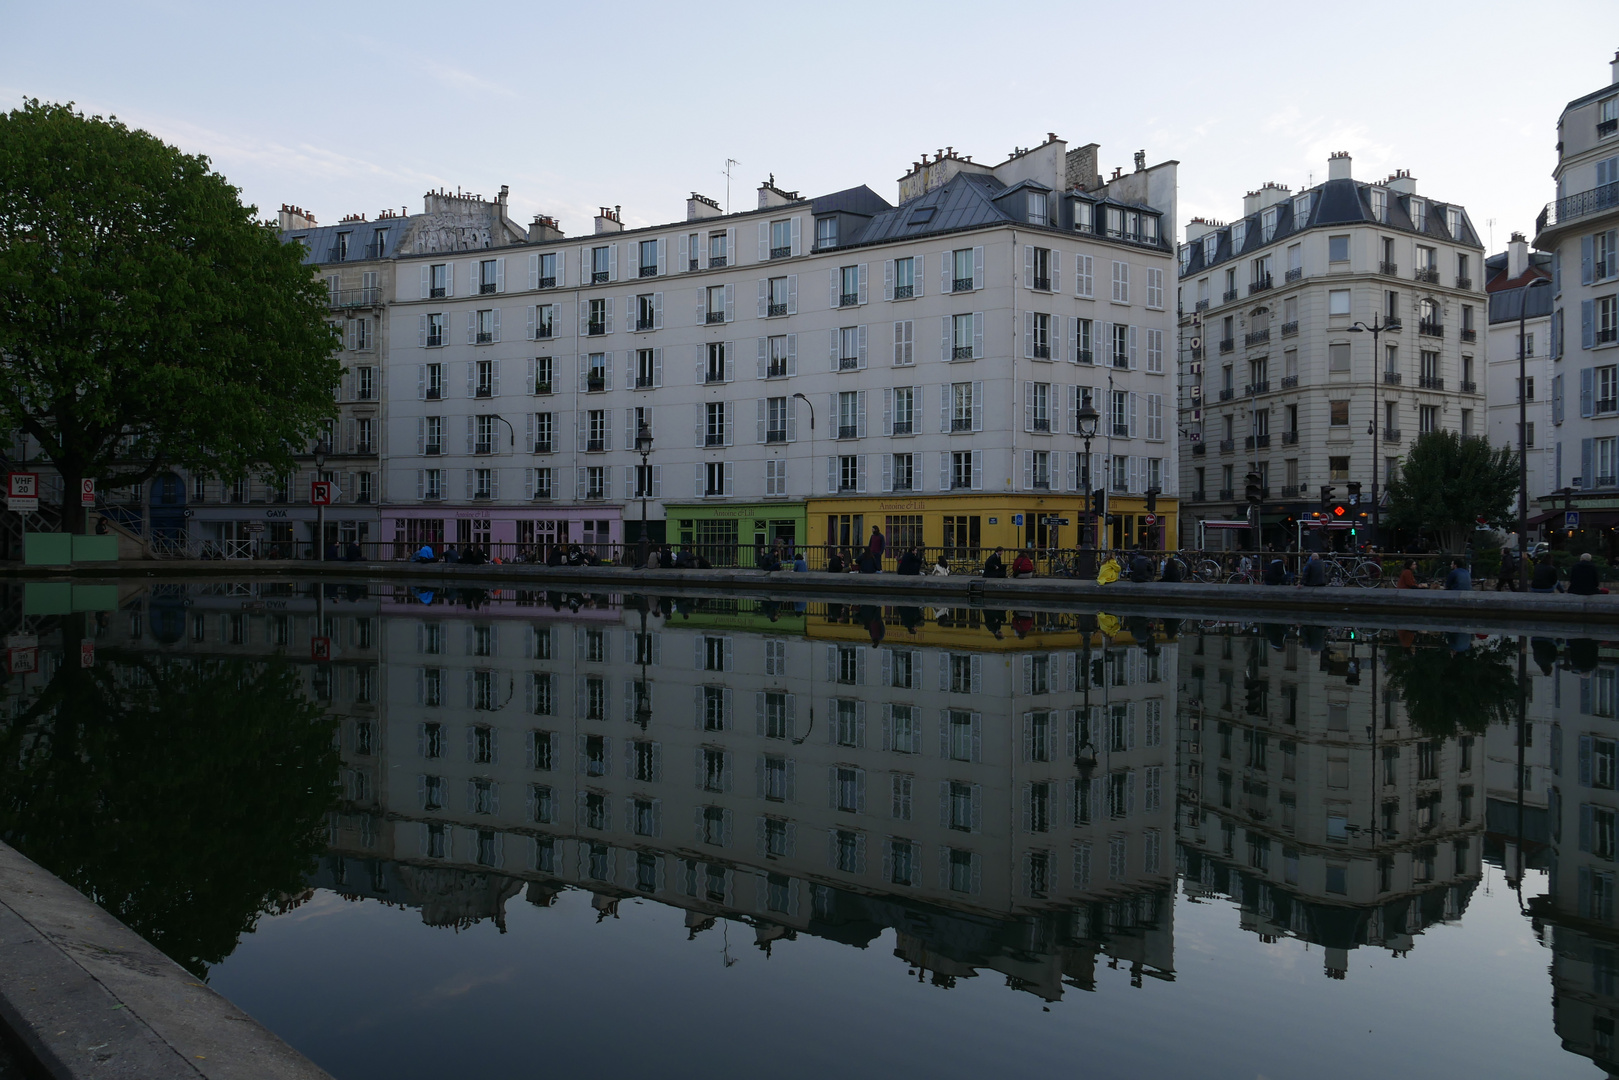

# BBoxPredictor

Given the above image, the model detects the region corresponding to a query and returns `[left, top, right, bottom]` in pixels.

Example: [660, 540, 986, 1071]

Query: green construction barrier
[71, 535, 119, 562]
[71, 584, 118, 611]
[23, 582, 72, 615]
[23, 533, 73, 566]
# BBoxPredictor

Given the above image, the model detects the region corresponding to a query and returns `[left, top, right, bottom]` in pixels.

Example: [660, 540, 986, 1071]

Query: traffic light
[1145, 487, 1159, 513]
[1091, 488, 1105, 517]
[1244, 471, 1262, 504]
[1244, 678, 1265, 716]
[1320, 485, 1336, 511]
[1347, 481, 1362, 507]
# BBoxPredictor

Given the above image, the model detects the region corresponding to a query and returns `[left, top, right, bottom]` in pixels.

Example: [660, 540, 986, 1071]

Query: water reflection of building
[1491, 640, 1619, 1077]
[300, 591, 1177, 1000]
[1177, 626, 1482, 978]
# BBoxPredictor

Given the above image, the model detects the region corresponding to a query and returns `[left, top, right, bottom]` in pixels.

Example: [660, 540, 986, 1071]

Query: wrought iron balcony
[1282, 431, 1299, 445]
[1413, 267, 1440, 284]
[535, 325, 553, 339]
[533, 441, 552, 454]
[766, 429, 787, 443]
[636, 375, 655, 388]
[534, 382, 552, 395]
[1111, 422, 1130, 437]
[689, 259, 700, 271]
[532, 486, 552, 500]
[704, 434, 724, 447]
[771, 246, 791, 260]
[953, 277, 975, 292]
[1223, 288, 1239, 302]
[539, 276, 556, 289]
[1033, 276, 1051, 291]
[1219, 487, 1235, 500]
[592, 271, 609, 284]
[1460, 328, 1477, 342]
[474, 441, 493, 455]
[1219, 388, 1234, 401]
[765, 362, 788, 379]
[1284, 267, 1302, 282]
[1195, 298, 1210, 311]
[475, 385, 492, 397]
[706, 311, 726, 324]
[587, 376, 606, 392]
[477, 332, 493, 344]
[639, 265, 657, 278]
[1281, 485, 1301, 498]
[586, 487, 606, 500]
[704, 370, 726, 384]
[1281, 321, 1298, 337]
[1601, 119, 1619, 137]
[587, 322, 606, 336]
[840, 293, 859, 307]
[1419, 375, 1445, 390]
[839, 356, 859, 370]
[1383, 429, 1402, 443]
[1219, 438, 1235, 452]
[1246, 329, 1270, 347]
[892, 420, 913, 435]
[952, 345, 974, 360]
[768, 303, 787, 317]
[1461, 380, 1478, 394]
[1537, 180, 1619, 236]
[894, 285, 913, 300]
[1033, 344, 1050, 359]
[425, 334, 444, 348]
[1379, 261, 1399, 276]
[424, 443, 442, 456]
[1033, 418, 1051, 432]
[429, 286, 446, 298]
[1076, 349, 1093, 365]
[709, 256, 727, 268]
[1456, 277, 1473, 292]
[1281, 376, 1298, 390]
[1248, 380, 1271, 395]
[479, 282, 497, 295]
[1418, 321, 1443, 337]
[329, 287, 382, 309]
[637, 318, 655, 331]
[1113, 353, 1130, 369]
[1191, 442, 1206, 456]
[1190, 490, 1207, 502]
[1249, 275, 1273, 294]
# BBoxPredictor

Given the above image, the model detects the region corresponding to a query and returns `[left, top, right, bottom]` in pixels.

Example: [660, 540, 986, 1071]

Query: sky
[5, 0, 1619, 252]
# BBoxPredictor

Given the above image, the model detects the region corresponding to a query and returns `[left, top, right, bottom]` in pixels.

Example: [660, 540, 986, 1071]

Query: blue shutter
[1582, 368, 1595, 418]
[1580, 734, 1593, 785]
[1583, 234, 1595, 285]
[1584, 300, 1596, 350]
[1583, 439, 1595, 489]
[1581, 803, 1594, 852]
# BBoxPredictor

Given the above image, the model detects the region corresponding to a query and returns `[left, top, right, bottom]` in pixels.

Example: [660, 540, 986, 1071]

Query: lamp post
[312, 439, 329, 561]
[792, 392, 817, 557]
[634, 420, 654, 567]
[1077, 402, 1100, 548]
[1515, 278, 1552, 591]
[1347, 316, 1402, 550]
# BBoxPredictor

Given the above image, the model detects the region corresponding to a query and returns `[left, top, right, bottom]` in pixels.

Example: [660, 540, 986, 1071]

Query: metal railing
[771, 246, 791, 259]
[953, 278, 975, 292]
[706, 311, 726, 324]
[1284, 267, 1302, 282]
[1418, 321, 1443, 337]
[1245, 329, 1270, 346]
[951, 417, 973, 432]
[1033, 344, 1051, 359]
[840, 293, 859, 307]
[1195, 299, 1210, 311]
[1219, 438, 1235, 452]
[637, 318, 655, 331]
[703, 371, 726, 384]
[639, 265, 658, 278]
[1419, 375, 1445, 390]
[1249, 275, 1273, 294]
[837, 424, 859, 439]
[1456, 277, 1472, 292]
[592, 271, 610, 283]
[1281, 431, 1299, 445]
[1281, 376, 1298, 390]
[1247, 380, 1270, 395]
[1280, 321, 1298, 337]
[1461, 380, 1478, 394]
[709, 256, 728, 269]
[1222, 288, 1239, 302]
[539, 276, 556, 289]
[1218, 388, 1234, 401]
[1033, 276, 1051, 291]
[636, 375, 655, 388]
[839, 356, 859, 370]
[768, 303, 787, 317]
[1379, 261, 1399, 276]
[952, 345, 974, 360]
[1383, 371, 1402, 385]
[1384, 429, 1402, 443]
[1413, 267, 1440, 284]
[893, 285, 913, 300]
[1075, 349, 1093, 365]
[1218, 488, 1234, 500]
[1537, 180, 1619, 235]
[1219, 338, 1234, 353]
[329, 287, 381, 309]
[588, 322, 607, 336]
[1460, 328, 1477, 342]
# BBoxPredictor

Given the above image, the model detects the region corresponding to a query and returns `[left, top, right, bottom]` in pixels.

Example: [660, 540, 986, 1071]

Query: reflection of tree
[0, 625, 338, 977]
[1381, 637, 1520, 738]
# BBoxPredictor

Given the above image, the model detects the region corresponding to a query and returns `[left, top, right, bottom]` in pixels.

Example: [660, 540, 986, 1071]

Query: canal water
[0, 580, 1603, 1078]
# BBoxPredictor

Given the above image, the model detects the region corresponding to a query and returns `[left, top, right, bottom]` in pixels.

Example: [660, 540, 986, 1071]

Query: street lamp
[1077, 402, 1100, 548]
[1515, 277, 1552, 591]
[1347, 316, 1402, 549]
[635, 420, 654, 567]
[312, 439, 329, 561]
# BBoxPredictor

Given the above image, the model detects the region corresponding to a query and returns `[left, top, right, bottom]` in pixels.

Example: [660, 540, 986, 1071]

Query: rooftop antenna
[1487, 217, 1496, 252]
[724, 158, 740, 215]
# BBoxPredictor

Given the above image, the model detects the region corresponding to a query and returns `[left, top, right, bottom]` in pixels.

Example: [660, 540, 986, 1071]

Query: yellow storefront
[804, 491, 1178, 563]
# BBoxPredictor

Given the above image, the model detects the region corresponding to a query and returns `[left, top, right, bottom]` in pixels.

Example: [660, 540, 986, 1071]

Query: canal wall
[0, 840, 329, 1080]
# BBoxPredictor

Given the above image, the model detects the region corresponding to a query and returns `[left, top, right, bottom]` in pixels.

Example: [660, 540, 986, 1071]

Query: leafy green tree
[1382, 636, 1520, 739]
[0, 616, 339, 976]
[0, 100, 339, 531]
[1384, 430, 1518, 552]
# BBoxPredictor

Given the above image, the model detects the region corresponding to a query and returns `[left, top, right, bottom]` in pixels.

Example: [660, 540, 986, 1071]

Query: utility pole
[724, 159, 740, 215]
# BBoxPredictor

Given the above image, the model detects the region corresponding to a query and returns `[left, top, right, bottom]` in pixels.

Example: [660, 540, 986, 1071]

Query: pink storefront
[388, 506, 622, 559]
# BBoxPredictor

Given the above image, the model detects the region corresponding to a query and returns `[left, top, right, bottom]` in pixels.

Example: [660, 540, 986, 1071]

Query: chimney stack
[1327, 151, 1352, 181]
[529, 214, 565, 243]
[687, 192, 722, 221]
[594, 206, 624, 234]
[1611, 48, 1619, 85]
[1507, 231, 1529, 279]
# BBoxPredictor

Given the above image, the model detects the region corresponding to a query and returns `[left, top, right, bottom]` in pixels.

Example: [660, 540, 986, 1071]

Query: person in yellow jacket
[1096, 555, 1122, 585]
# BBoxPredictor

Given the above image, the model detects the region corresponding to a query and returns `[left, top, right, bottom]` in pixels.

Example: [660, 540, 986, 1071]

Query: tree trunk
[57, 466, 84, 535]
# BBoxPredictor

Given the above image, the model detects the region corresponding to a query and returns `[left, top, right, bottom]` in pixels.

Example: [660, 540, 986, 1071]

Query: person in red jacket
[1012, 551, 1035, 578]
[867, 526, 886, 560]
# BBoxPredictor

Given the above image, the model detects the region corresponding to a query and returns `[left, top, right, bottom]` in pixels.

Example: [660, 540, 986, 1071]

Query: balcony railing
[474, 441, 493, 455]
[1281, 375, 1298, 390]
[1418, 321, 1443, 337]
[1075, 349, 1094, 365]
[765, 362, 788, 379]
[1456, 277, 1472, 291]
[840, 293, 859, 307]
[479, 282, 497, 295]
[704, 370, 726, 384]
[766, 430, 787, 443]
[1113, 353, 1129, 369]
[1282, 431, 1299, 445]
[1281, 485, 1301, 498]
[706, 311, 726, 324]
[1219, 488, 1235, 500]
[770, 246, 791, 260]
[1217, 387, 1234, 401]
[476, 332, 493, 344]
[1191, 442, 1206, 456]
[535, 382, 552, 395]
[709, 256, 727, 269]
[1249, 275, 1273, 294]
[329, 287, 382, 309]
[426, 335, 444, 348]
[588, 322, 607, 336]
[586, 487, 606, 499]
[1033, 344, 1050, 359]
[1191, 490, 1207, 502]
[1033, 276, 1051, 292]
[637, 318, 655, 331]
[475, 385, 493, 397]
[1419, 375, 1445, 390]
[1284, 267, 1303, 282]
[894, 285, 913, 300]
[539, 276, 556, 289]
[1221, 288, 1238, 303]
[1383, 429, 1402, 443]
[1537, 180, 1619, 235]
[535, 325, 553, 339]
[639, 265, 657, 278]
[1383, 371, 1402, 384]
[1379, 261, 1399, 276]
[1195, 299, 1210, 311]
[839, 356, 859, 370]
[424, 443, 442, 456]
[768, 303, 786, 317]
[1033, 418, 1051, 432]
[1460, 328, 1476, 342]
[892, 421, 913, 435]
[532, 487, 552, 501]
[704, 434, 724, 447]
[533, 441, 552, 454]
[953, 278, 975, 292]
[837, 424, 859, 440]
[952, 345, 974, 360]
[1219, 338, 1235, 353]
[592, 271, 609, 284]
[1247, 380, 1270, 395]
[1245, 329, 1270, 346]
[952, 417, 973, 432]
[1281, 321, 1298, 337]
[636, 375, 655, 388]
[429, 286, 446, 298]
[587, 376, 606, 392]
[1461, 380, 1478, 394]
[1413, 267, 1440, 284]
[1219, 439, 1235, 453]
[1601, 119, 1619, 137]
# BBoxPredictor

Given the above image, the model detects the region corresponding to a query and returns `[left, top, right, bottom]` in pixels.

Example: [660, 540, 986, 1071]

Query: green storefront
[662, 502, 807, 567]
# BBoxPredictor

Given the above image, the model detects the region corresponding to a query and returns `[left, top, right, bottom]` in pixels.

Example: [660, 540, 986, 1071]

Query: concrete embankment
[7, 559, 1619, 636]
[0, 840, 329, 1080]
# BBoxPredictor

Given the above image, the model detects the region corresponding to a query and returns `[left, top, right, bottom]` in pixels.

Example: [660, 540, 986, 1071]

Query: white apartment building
[1532, 51, 1619, 545]
[1484, 234, 1554, 501]
[1178, 153, 1486, 548]
[383, 135, 1181, 558]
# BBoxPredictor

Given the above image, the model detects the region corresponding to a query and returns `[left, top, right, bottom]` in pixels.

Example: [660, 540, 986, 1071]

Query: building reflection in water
[2, 581, 1508, 1006]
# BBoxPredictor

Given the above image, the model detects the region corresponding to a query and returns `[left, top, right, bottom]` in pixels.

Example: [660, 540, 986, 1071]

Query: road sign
[311, 636, 332, 662]
[80, 640, 95, 668]
[7, 472, 39, 513]
[310, 481, 333, 506]
[1566, 511, 1581, 529]
[1143, 513, 1158, 527]
[6, 647, 38, 675]
[80, 478, 95, 507]
[248, 520, 265, 533]
[1013, 514, 1024, 526]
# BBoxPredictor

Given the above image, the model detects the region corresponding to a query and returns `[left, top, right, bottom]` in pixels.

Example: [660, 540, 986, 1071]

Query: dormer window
[1027, 191, 1049, 227]
[816, 216, 838, 250]
[1231, 222, 1247, 251]
[1073, 201, 1093, 234]
[1293, 192, 1312, 224]
[1142, 214, 1159, 244]
[1261, 207, 1278, 243]
[1409, 198, 1427, 231]
[1446, 206, 1462, 238]
[1370, 189, 1388, 223]
[1203, 233, 1219, 264]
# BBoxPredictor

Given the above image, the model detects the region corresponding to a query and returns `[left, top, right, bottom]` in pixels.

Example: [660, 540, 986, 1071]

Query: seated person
[1570, 552, 1602, 595]
[1011, 551, 1035, 578]
[1128, 551, 1154, 583]
[983, 548, 1007, 579]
